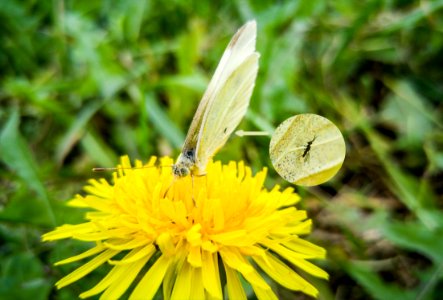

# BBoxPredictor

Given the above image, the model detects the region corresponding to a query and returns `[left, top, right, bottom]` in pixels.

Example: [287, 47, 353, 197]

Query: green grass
[1, 0, 443, 299]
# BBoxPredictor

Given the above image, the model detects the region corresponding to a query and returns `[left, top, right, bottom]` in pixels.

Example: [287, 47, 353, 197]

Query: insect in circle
[302, 135, 317, 160]
[269, 114, 346, 186]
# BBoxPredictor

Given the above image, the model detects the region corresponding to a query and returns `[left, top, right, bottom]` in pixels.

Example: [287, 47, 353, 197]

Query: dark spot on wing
[223, 127, 227, 134]
[230, 30, 241, 47]
[184, 148, 195, 161]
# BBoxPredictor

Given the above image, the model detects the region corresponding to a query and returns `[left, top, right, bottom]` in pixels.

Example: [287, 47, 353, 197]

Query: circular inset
[269, 114, 345, 186]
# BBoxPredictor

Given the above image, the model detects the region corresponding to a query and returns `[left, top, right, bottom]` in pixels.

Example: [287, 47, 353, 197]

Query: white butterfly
[173, 20, 259, 177]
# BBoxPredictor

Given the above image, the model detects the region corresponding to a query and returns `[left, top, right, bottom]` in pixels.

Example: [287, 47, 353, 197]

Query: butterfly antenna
[92, 165, 173, 172]
[93, 167, 120, 172]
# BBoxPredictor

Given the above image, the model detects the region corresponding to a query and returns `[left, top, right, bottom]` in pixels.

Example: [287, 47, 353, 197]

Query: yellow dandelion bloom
[43, 156, 328, 299]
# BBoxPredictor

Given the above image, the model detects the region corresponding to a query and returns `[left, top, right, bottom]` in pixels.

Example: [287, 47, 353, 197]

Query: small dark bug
[302, 136, 317, 159]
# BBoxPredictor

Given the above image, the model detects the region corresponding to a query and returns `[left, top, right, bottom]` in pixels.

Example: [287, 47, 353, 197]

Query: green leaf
[342, 95, 439, 228]
[0, 185, 55, 226]
[382, 220, 443, 264]
[383, 78, 442, 132]
[1, 110, 44, 198]
[56, 101, 103, 164]
[0, 252, 51, 300]
[144, 93, 184, 150]
[380, 1, 443, 33]
[122, 0, 148, 42]
[81, 130, 118, 168]
[176, 19, 204, 75]
[0, 109, 55, 225]
[344, 261, 417, 300]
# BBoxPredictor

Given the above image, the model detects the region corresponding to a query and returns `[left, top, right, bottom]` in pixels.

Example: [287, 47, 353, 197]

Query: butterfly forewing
[195, 53, 259, 171]
[180, 21, 258, 160]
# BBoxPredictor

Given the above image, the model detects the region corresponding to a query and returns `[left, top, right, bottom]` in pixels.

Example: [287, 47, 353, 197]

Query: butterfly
[172, 20, 259, 177]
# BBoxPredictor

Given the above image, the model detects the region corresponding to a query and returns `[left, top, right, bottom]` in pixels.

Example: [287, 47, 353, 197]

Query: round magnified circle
[269, 114, 346, 186]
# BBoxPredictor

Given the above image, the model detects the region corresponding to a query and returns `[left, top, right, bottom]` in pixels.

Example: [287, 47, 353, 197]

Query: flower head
[43, 156, 328, 299]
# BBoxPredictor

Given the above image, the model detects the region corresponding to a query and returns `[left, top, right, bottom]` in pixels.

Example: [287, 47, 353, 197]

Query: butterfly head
[172, 163, 190, 177]
[172, 151, 195, 177]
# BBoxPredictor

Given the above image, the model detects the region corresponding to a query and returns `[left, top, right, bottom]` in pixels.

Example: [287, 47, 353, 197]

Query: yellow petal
[79, 249, 152, 298]
[72, 227, 135, 241]
[202, 251, 222, 299]
[279, 188, 301, 206]
[170, 262, 192, 300]
[42, 223, 96, 241]
[162, 260, 175, 300]
[219, 247, 253, 274]
[56, 249, 119, 289]
[129, 254, 172, 300]
[187, 224, 203, 246]
[83, 180, 113, 201]
[120, 155, 131, 168]
[54, 244, 105, 265]
[99, 254, 151, 300]
[288, 219, 312, 235]
[264, 241, 329, 279]
[157, 232, 175, 256]
[67, 195, 90, 207]
[283, 237, 327, 258]
[201, 240, 218, 253]
[223, 262, 246, 300]
[187, 246, 202, 267]
[104, 237, 149, 250]
[163, 253, 187, 300]
[211, 230, 249, 246]
[253, 252, 318, 297]
[239, 245, 267, 257]
[220, 248, 269, 290]
[212, 199, 225, 231]
[109, 245, 155, 265]
[252, 285, 278, 300]
[189, 267, 205, 300]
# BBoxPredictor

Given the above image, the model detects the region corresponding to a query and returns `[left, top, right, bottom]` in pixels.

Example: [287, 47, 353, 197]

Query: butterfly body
[172, 150, 195, 177]
[173, 21, 259, 177]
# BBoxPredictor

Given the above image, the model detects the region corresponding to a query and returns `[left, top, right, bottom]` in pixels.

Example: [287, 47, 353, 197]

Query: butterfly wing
[180, 21, 258, 163]
[193, 23, 259, 173]
[195, 54, 259, 172]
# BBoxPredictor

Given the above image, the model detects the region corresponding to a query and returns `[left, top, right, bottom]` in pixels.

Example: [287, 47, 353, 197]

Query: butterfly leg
[163, 177, 176, 198]
[191, 175, 197, 207]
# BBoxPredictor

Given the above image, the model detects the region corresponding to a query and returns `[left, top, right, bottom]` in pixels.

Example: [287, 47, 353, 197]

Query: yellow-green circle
[269, 114, 346, 186]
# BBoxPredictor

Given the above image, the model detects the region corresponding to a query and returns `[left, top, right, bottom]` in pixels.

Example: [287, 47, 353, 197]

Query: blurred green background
[1, 0, 443, 299]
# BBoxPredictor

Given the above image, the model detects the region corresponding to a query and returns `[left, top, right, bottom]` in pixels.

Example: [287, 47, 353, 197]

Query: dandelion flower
[43, 156, 328, 299]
